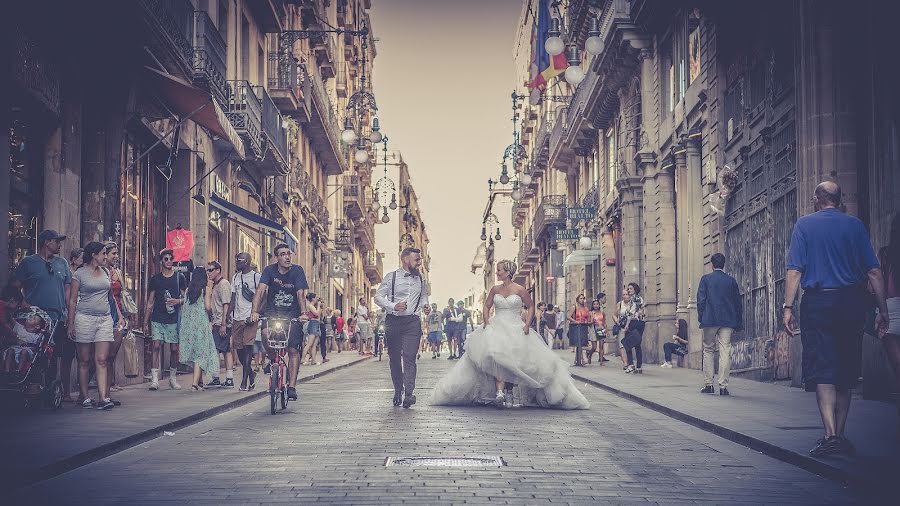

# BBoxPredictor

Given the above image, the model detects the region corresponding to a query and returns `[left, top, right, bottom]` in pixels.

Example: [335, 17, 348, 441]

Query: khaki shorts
[231, 320, 258, 349]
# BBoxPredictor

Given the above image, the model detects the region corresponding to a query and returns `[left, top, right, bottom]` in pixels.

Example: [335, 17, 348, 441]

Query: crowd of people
[0, 233, 386, 410]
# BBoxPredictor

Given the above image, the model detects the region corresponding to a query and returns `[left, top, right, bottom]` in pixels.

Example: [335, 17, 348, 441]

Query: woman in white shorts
[66, 241, 121, 410]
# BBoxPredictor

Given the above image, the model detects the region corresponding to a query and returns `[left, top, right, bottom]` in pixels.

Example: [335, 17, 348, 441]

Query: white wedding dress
[430, 293, 590, 410]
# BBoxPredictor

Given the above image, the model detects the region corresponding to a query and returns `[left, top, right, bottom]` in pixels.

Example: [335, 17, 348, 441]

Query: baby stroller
[0, 306, 63, 411]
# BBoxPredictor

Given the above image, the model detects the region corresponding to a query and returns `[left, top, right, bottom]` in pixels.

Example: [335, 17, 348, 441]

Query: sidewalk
[0, 352, 370, 488]
[557, 349, 899, 490]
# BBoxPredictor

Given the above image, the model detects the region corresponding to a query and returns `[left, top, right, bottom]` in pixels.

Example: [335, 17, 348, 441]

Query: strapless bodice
[493, 293, 523, 318]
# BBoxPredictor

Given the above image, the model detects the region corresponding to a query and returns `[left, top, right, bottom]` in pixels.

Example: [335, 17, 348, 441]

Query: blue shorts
[212, 325, 230, 353]
[427, 331, 442, 344]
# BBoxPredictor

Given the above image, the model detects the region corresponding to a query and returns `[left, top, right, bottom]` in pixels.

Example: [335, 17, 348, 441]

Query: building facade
[3, 0, 382, 337]
[513, 0, 900, 395]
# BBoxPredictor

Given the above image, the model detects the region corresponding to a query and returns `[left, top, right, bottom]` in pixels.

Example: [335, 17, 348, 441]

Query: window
[660, 34, 675, 113]
[687, 8, 701, 85]
[240, 15, 250, 81]
[217, 0, 228, 40]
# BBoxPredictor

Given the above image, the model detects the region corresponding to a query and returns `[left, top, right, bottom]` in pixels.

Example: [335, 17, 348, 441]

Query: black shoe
[248, 371, 257, 391]
[208, 378, 222, 388]
[719, 387, 730, 396]
[239, 381, 248, 392]
[700, 385, 715, 394]
[263, 363, 272, 375]
[222, 378, 235, 389]
[393, 392, 402, 406]
[402, 395, 416, 408]
[432, 353, 436, 359]
[286, 387, 298, 401]
[809, 435, 842, 457]
[837, 435, 854, 454]
[110, 399, 122, 406]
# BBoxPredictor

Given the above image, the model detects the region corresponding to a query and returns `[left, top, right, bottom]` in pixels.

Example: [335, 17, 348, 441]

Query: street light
[545, 17, 565, 56]
[381, 207, 390, 223]
[585, 17, 604, 56]
[369, 117, 383, 143]
[564, 44, 585, 85]
[520, 172, 533, 186]
[341, 117, 358, 144]
[354, 137, 369, 164]
[499, 164, 510, 185]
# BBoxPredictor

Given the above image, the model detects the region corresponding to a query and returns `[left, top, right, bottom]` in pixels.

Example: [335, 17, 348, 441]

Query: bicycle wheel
[280, 386, 288, 410]
[270, 367, 279, 415]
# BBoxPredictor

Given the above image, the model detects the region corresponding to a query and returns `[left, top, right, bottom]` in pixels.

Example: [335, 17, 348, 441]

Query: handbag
[611, 324, 621, 336]
[121, 288, 138, 316]
[240, 272, 258, 303]
[122, 330, 141, 378]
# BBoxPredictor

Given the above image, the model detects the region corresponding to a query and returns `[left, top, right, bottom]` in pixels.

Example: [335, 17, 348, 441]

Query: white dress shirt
[374, 268, 429, 317]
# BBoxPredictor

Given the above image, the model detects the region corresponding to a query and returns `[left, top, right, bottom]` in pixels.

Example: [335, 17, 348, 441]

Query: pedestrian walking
[783, 181, 888, 457]
[230, 252, 259, 391]
[103, 242, 126, 396]
[878, 213, 900, 434]
[178, 267, 219, 391]
[373, 247, 431, 408]
[443, 298, 459, 359]
[68, 248, 84, 271]
[554, 306, 565, 349]
[323, 308, 336, 358]
[697, 253, 742, 395]
[543, 304, 557, 347]
[661, 319, 689, 368]
[66, 242, 120, 410]
[534, 302, 546, 339]
[334, 310, 345, 352]
[356, 298, 373, 355]
[144, 248, 187, 391]
[301, 293, 322, 365]
[426, 303, 443, 358]
[13, 230, 75, 401]
[567, 294, 591, 363]
[205, 261, 233, 388]
[586, 295, 607, 365]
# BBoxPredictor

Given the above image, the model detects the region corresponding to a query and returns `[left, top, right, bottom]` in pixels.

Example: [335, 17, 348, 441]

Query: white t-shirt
[231, 270, 259, 321]
[357, 305, 369, 324]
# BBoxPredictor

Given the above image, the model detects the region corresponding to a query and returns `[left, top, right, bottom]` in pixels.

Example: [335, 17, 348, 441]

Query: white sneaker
[169, 376, 182, 390]
[660, 362, 673, 368]
[625, 365, 635, 373]
[149, 369, 159, 390]
[149, 381, 160, 391]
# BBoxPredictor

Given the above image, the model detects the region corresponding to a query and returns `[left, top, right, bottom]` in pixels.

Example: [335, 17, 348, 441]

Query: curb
[20, 356, 372, 489]
[573, 373, 869, 488]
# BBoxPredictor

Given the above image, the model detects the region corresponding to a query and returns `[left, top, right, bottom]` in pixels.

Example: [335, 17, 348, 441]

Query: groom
[374, 247, 431, 408]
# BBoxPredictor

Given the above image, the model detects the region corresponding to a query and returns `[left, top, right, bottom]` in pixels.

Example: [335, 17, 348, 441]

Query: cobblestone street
[16, 356, 857, 505]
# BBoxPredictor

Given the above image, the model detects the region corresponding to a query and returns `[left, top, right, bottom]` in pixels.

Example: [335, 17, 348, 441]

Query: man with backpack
[230, 252, 259, 391]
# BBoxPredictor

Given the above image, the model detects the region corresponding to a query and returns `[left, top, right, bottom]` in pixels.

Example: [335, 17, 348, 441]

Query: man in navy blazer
[697, 253, 742, 396]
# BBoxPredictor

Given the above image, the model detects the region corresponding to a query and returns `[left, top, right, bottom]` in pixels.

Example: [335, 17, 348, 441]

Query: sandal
[191, 384, 204, 391]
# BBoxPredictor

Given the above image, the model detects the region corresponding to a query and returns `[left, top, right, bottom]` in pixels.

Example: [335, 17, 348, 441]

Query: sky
[370, 0, 523, 305]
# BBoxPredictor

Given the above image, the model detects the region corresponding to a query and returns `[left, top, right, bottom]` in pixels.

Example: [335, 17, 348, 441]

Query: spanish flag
[528, 0, 567, 89]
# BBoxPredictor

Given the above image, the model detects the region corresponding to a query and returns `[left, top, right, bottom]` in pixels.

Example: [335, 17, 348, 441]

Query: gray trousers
[385, 314, 421, 397]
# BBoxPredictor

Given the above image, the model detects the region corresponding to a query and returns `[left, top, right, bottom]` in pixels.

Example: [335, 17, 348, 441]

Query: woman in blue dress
[179, 267, 219, 390]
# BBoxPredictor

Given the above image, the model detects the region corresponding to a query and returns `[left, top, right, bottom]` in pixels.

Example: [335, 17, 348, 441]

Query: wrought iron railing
[306, 63, 349, 172]
[226, 80, 262, 154]
[580, 181, 601, 211]
[255, 85, 288, 166]
[193, 11, 230, 105]
[139, 0, 195, 72]
[534, 195, 566, 238]
[548, 107, 568, 163]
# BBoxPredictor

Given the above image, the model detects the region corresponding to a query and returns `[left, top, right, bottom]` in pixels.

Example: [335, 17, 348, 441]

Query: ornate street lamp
[373, 136, 397, 223]
[543, 7, 605, 86]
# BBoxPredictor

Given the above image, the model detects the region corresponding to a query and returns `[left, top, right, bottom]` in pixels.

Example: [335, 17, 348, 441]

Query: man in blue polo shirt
[783, 181, 889, 457]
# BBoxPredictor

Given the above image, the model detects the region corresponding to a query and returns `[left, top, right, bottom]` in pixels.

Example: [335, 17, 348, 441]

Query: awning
[283, 226, 299, 253]
[209, 193, 283, 236]
[143, 66, 246, 160]
[563, 249, 602, 268]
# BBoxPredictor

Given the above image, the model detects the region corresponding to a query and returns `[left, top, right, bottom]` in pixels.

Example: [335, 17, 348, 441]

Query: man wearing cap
[13, 229, 74, 400]
[143, 248, 187, 391]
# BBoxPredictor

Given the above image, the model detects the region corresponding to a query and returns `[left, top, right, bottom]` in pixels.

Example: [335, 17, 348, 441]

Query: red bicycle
[260, 317, 300, 415]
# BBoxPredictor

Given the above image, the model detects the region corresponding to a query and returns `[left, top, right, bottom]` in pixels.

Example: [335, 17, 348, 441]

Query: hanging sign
[566, 207, 596, 221]
[553, 228, 580, 241]
[166, 228, 194, 262]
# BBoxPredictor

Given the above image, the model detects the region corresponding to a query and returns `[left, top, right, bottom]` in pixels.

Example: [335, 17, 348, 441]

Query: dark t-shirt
[259, 264, 309, 318]
[148, 272, 187, 324]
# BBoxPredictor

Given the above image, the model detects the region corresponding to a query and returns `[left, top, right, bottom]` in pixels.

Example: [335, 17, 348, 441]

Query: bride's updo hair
[497, 259, 518, 277]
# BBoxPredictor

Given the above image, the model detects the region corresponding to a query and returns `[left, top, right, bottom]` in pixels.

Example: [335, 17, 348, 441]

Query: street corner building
[2, 0, 386, 376]
[507, 0, 900, 396]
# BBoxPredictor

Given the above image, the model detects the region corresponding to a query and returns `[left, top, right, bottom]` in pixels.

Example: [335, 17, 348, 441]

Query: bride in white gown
[431, 260, 589, 410]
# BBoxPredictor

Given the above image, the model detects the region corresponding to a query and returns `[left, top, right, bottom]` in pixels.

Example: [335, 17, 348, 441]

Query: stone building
[3, 0, 383, 355]
[397, 157, 432, 295]
[513, 0, 900, 394]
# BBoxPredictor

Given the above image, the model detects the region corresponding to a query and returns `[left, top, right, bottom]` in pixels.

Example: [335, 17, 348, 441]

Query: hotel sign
[566, 206, 595, 221]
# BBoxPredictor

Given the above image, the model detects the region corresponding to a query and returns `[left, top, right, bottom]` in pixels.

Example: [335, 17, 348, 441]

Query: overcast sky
[370, 0, 523, 305]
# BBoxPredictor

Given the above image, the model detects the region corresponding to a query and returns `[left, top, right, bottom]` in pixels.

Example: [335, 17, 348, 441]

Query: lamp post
[544, 3, 605, 86]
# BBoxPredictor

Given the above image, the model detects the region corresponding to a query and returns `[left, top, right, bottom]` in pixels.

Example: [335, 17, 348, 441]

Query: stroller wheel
[48, 379, 63, 410]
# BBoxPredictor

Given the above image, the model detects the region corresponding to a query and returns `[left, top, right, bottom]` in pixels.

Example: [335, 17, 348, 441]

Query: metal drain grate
[385, 456, 505, 467]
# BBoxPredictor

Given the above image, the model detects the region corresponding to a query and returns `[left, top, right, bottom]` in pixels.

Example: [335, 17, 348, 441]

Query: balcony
[364, 251, 383, 284]
[192, 11, 230, 106]
[343, 175, 364, 220]
[548, 107, 576, 172]
[267, 46, 310, 121]
[306, 65, 349, 176]
[137, 0, 195, 78]
[226, 80, 263, 157]
[246, 0, 285, 33]
[534, 195, 566, 240]
[335, 70, 348, 98]
[355, 219, 375, 254]
[249, 86, 289, 175]
[530, 118, 551, 176]
[313, 33, 336, 80]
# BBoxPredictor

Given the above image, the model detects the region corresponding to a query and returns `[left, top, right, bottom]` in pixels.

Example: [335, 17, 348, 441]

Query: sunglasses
[162, 256, 173, 262]
[206, 267, 220, 272]
[45, 262, 53, 275]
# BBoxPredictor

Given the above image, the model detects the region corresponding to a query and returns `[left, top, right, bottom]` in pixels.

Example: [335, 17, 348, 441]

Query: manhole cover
[385, 456, 505, 467]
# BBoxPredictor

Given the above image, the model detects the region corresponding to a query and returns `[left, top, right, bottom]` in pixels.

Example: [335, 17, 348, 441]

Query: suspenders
[390, 270, 424, 313]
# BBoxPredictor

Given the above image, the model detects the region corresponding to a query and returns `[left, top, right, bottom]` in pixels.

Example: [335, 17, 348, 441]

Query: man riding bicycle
[250, 243, 309, 401]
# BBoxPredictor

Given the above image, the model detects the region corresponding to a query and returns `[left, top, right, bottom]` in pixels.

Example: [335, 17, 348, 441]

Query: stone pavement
[0, 351, 370, 488]
[13, 354, 865, 504]
[556, 349, 899, 492]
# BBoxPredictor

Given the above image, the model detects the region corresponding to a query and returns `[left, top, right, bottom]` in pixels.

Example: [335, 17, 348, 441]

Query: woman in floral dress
[179, 267, 219, 390]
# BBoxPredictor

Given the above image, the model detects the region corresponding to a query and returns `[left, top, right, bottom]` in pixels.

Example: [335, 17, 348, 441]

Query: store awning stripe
[143, 66, 246, 160]
[209, 193, 282, 235]
[563, 249, 602, 267]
